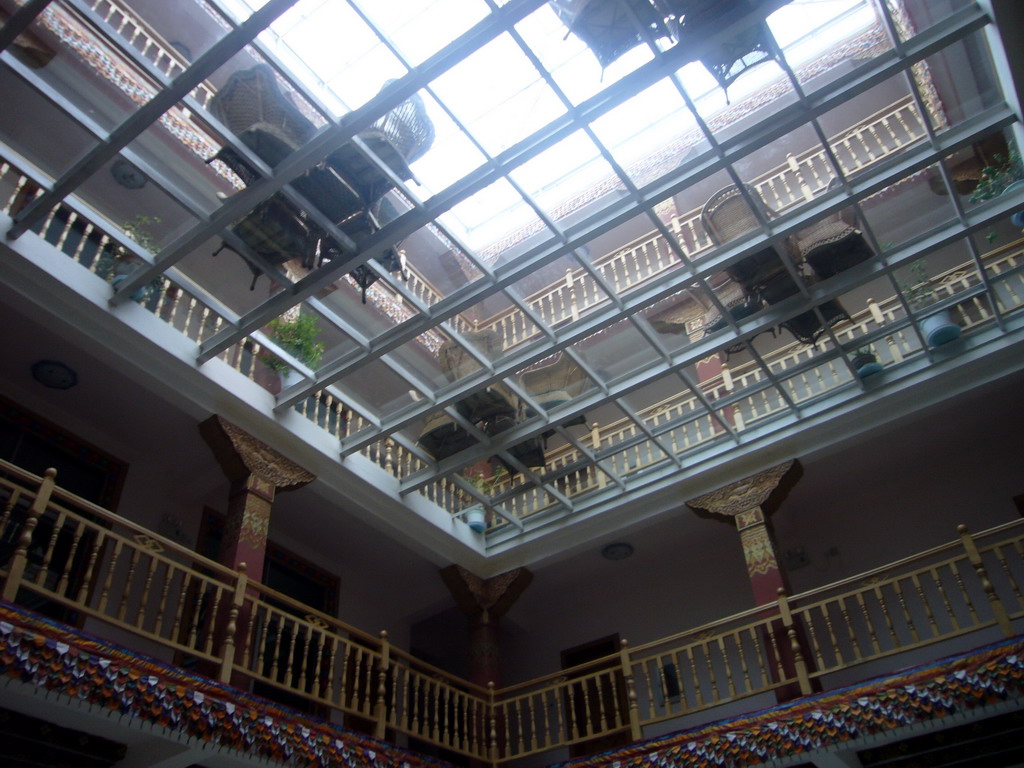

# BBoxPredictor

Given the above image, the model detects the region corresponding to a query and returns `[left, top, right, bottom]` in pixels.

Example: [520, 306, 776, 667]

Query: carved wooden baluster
[874, 582, 900, 648]
[910, 573, 940, 637]
[202, 589, 224, 655]
[717, 635, 736, 697]
[217, 565, 246, 683]
[891, 577, 919, 643]
[307, 626, 323, 700]
[282, 619, 300, 688]
[837, 596, 862, 661]
[959, 525, 1013, 636]
[322, 635, 338, 703]
[950, 560, 979, 626]
[409, 673, 422, 735]
[564, 681, 580, 740]
[995, 541, 1024, 610]
[747, 626, 768, 690]
[56, 519, 87, 597]
[704, 640, 721, 703]
[2, 470, 56, 601]
[854, 591, 881, 654]
[135, 551, 160, 629]
[76, 530, 105, 607]
[254, 606, 273, 672]
[930, 566, 961, 631]
[734, 630, 752, 693]
[186, 585, 206, 651]
[0, 488, 21, 540]
[35, 508, 67, 587]
[355, 647, 371, 713]
[763, 622, 784, 685]
[167, 569, 190, 646]
[801, 607, 826, 670]
[777, 590, 812, 695]
[239, 595, 258, 669]
[97, 539, 124, 615]
[268, 613, 286, 681]
[685, 645, 703, 707]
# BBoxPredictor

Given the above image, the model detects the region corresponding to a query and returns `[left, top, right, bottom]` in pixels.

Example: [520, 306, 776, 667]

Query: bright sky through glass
[217, 0, 871, 251]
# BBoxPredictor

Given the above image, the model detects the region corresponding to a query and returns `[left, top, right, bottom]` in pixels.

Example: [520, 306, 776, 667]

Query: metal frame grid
[2, 0, 1022, 543]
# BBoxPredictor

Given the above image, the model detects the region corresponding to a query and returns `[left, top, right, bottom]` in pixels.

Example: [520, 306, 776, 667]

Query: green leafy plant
[968, 150, 1024, 203]
[900, 259, 935, 310]
[463, 462, 509, 499]
[259, 313, 325, 373]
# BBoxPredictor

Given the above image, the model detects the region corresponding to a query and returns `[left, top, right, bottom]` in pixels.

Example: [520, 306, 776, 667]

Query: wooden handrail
[1, 459, 1021, 762]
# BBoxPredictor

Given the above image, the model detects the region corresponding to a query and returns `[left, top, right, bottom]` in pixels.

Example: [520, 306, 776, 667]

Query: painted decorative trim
[554, 636, 1024, 768]
[0, 601, 456, 768]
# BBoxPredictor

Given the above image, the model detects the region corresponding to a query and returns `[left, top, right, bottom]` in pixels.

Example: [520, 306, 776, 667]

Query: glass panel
[367, 0, 490, 68]
[261, 0, 405, 113]
[772, 0, 889, 96]
[571, 320, 661, 387]
[337, 358, 425, 419]
[410, 90, 489, 198]
[0, 70, 96, 180]
[439, 176, 542, 254]
[860, 163, 958, 254]
[588, 77, 693, 190]
[580, 210, 685, 300]
[22, 5, 159, 130]
[880, 0, 975, 45]
[737, 127, 839, 216]
[507, 129, 619, 229]
[919, 32, 1002, 136]
[513, 2, 656, 107]
[430, 32, 567, 157]
[108, 0, 230, 74]
[506, 253, 589, 336]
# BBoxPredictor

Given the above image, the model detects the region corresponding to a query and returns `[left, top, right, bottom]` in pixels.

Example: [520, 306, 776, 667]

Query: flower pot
[279, 367, 301, 391]
[920, 309, 961, 347]
[111, 273, 148, 302]
[1005, 180, 1024, 227]
[852, 352, 883, 378]
[464, 506, 487, 534]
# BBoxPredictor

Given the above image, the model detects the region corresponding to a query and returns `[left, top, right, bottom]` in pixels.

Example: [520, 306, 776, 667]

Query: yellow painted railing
[1, 460, 1021, 764]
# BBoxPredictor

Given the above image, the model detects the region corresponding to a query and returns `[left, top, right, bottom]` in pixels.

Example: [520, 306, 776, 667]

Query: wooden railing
[0, 458, 493, 760]
[1, 460, 1021, 764]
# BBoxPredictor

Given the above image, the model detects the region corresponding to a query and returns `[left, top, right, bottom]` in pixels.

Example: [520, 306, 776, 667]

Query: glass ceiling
[2, 0, 1022, 546]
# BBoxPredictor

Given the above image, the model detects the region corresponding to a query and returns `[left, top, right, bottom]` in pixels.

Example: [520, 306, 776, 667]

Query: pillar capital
[686, 460, 802, 522]
[200, 416, 315, 580]
[440, 565, 533, 618]
[200, 415, 315, 490]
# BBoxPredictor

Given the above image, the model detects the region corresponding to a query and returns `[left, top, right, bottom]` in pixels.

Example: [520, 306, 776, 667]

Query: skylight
[214, 0, 872, 251]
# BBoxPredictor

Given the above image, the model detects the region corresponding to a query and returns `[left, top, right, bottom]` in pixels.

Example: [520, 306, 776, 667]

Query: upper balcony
[1, 457, 1022, 766]
[2, 0, 1024, 557]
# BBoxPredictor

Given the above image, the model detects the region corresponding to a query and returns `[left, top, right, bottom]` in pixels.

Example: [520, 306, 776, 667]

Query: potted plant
[970, 149, 1024, 228]
[95, 215, 164, 303]
[969, 150, 1024, 204]
[258, 312, 325, 388]
[851, 345, 883, 378]
[461, 463, 508, 533]
[901, 260, 961, 348]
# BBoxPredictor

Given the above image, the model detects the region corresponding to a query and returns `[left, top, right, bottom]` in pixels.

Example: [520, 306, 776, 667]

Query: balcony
[2, 457, 1022, 765]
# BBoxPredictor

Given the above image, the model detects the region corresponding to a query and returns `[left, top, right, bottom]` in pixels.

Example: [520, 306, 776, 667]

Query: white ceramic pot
[921, 309, 961, 348]
[464, 506, 487, 533]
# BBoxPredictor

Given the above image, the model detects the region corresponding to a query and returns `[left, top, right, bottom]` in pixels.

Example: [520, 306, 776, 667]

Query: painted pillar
[687, 460, 813, 701]
[440, 565, 533, 688]
[441, 565, 532, 765]
[200, 415, 316, 581]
